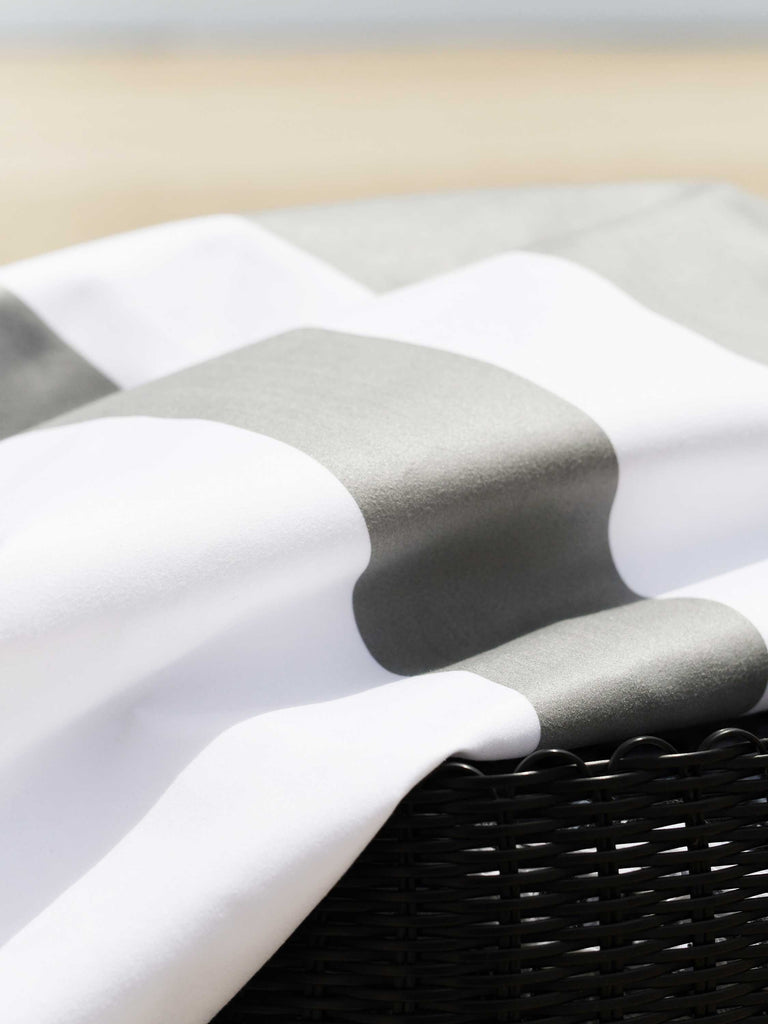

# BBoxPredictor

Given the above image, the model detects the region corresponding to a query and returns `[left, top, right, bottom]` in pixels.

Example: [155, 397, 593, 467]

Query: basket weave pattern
[216, 727, 768, 1022]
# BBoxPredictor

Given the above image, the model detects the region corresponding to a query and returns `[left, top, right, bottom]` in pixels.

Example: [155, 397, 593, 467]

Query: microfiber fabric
[1, 182, 768, 1023]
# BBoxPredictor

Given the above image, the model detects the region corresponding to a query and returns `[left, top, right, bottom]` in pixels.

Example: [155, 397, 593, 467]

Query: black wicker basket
[216, 714, 768, 1023]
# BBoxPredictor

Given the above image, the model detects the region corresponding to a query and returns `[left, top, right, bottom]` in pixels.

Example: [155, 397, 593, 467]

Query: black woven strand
[215, 719, 768, 1023]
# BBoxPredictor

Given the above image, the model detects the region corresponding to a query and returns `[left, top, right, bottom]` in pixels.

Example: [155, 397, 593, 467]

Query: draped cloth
[1, 182, 768, 1022]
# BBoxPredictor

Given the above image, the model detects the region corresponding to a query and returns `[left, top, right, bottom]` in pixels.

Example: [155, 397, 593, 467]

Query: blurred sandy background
[1, 2, 767, 262]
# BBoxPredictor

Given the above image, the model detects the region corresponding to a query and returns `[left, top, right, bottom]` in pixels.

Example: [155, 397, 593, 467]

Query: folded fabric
[1, 182, 768, 1023]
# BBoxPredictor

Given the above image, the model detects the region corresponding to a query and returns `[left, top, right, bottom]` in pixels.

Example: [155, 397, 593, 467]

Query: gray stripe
[459, 597, 768, 748]
[253, 182, 694, 292]
[50, 328, 634, 674]
[255, 182, 768, 366]
[538, 183, 768, 367]
[0, 286, 115, 440]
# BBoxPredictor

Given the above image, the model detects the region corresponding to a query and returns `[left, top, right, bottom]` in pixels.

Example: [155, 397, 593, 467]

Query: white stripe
[0, 671, 538, 1024]
[0, 416, 540, 1023]
[0, 413, 386, 978]
[322, 251, 768, 597]
[0, 216, 371, 388]
[0, 417, 390, 778]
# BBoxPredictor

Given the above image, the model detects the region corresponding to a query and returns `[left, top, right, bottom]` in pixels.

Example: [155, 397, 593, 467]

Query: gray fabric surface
[255, 182, 768, 365]
[539, 184, 768, 366]
[38, 181, 768, 745]
[459, 596, 768, 748]
[0, 285, 114, 439]
[49, 324, 768, 746]
[51, 328, 633, 675]
[253, 181, 694, 292]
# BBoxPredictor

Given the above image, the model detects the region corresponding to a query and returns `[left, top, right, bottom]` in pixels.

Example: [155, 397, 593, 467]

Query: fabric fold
[2, 184, 768, 1024]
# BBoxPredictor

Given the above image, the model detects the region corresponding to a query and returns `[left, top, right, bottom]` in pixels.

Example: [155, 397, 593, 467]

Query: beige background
[1, 46, 766, 263]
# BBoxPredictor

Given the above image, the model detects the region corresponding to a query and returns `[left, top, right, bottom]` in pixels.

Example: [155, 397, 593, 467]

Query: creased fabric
[0, 183, 767, 1023]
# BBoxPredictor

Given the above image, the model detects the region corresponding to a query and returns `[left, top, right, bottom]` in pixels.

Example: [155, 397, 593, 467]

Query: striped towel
[1, 182, 768, 1023]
